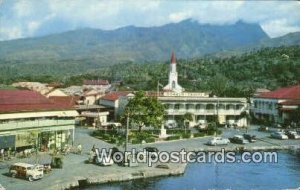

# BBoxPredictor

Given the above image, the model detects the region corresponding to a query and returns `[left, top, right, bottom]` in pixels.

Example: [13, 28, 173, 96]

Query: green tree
[183, 112, 194, 133]
[289, 107, 300, 123]
[209, 73, 229, 97]
[124, 91, 165, 132]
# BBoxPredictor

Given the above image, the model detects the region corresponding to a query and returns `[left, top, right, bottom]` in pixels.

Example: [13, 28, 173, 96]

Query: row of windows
[253, 101, 276, 110]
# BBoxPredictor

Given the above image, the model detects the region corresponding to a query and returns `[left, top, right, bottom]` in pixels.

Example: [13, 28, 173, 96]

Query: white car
[271, 132, 288, 140]
[206, 137, 230, 146]
[286, 131, 300, 139]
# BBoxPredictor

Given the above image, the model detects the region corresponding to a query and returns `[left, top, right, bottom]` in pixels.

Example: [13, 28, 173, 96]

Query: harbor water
[85, 151, 300, 190]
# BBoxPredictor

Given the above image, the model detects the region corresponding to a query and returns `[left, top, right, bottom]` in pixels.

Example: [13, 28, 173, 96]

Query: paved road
[129, 125, 300, 152]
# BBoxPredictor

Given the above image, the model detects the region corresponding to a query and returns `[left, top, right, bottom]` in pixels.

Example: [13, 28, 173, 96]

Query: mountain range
[0, 19, 299, 66]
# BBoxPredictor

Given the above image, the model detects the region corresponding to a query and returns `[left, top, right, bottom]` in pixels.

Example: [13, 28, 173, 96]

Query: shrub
[131, 139, 141, 144]
[102, 134, 111, 140]
[216, 129, 222, 135]
[166, 135, 180, 141]
[145, 137, 155, 143]
[167, 129, 191, 135]
[207, 130, 216, 136]
[182, 133, 191, 139]
[193, 132, 205, 138]
[109, 138, 117, 144]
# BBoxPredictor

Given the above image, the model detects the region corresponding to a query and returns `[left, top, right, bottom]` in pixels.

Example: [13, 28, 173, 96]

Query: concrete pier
[47, 163, 187, 190]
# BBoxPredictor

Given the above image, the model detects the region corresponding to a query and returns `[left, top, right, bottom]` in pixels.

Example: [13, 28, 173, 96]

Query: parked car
[285, 131, 300, 139]
[9, 163, 44, 181]
[271, 131, 288, 140]
[243, 134, 256, 143]
[195, 123, 208, 129]
[165, 122, 177, 129]
[144, 147, 159, 153]
[206, 137, 230, 146]
[258, 126, 268, 131]
[229, 135, 249, 144]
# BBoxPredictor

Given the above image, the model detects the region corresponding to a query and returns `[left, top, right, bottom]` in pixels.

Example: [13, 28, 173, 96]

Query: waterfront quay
[0, 126, 299, 190]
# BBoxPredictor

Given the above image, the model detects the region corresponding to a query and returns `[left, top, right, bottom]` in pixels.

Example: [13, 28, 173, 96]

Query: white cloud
[0, 0, 300, 40]
[0, 26, 22, 40]
[169, 11, 193, 22]
[262, 19, 300, 38]
[13, 0, 33, 17]
[27, 21, 41, 35]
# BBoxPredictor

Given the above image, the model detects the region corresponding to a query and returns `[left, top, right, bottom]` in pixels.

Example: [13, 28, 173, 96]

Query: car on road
[9, 163, 44, 181]
[206, 137, 230, 146]
[271, 131, 288, 140]
[285, 131, 300, 139]
[243, 134, 256, 143]
[229, 135, 249, 144]
[144, 147, 159, 153]
[258, 126, 269, 131]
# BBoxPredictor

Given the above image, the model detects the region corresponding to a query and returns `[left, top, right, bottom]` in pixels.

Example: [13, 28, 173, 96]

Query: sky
[0, 0, 300, 41]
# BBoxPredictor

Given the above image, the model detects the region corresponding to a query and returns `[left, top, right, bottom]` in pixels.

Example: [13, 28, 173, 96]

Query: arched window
[172, 81, 176, 88]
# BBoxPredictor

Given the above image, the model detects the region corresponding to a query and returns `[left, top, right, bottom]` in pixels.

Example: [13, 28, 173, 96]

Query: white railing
[166, 108, 246, 115]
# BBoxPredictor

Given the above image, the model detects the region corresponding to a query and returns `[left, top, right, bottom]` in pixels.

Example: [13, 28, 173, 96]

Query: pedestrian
[77, 144, 82, 154]
[0, 149, 4, 161]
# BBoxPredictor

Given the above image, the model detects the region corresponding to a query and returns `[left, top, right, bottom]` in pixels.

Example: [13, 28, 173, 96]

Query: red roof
[49, 96, 80, 107]
[171, 51, 176, 64]
[0, 90, 73, 113]
[83, 80, 109, 85]
[101, 92, 129, 101]
[257, 85, 300, 99]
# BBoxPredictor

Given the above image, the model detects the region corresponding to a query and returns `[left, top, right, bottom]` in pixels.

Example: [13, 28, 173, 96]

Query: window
[172, 81, 176, 88]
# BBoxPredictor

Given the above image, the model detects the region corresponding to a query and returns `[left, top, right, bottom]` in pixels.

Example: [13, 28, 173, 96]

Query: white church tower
[163, 51, 184, 93]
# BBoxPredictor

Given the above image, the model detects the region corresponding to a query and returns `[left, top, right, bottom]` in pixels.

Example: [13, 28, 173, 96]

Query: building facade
[251, 85, 300, 124]
[0, 90, 77, 152]
[159, 52, 248, 127]
[100, 91, 132, 121]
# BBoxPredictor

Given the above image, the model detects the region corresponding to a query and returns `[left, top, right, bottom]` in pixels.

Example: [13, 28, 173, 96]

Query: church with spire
[163, 52, 184, 93]
[157, 51, 248, 128]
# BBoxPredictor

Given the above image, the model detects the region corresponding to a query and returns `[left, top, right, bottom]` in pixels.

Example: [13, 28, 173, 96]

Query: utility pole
[125, 113, 129, 152]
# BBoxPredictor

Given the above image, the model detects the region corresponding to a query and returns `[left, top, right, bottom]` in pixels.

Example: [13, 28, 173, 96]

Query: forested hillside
[2, 46, 299, 98]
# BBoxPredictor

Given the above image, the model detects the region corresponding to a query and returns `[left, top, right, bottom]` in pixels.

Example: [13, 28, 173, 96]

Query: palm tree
[240, 111, 251, 132]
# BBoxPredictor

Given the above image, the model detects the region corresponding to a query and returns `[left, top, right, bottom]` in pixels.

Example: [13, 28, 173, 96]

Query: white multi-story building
[158, 52, 248, 127]
[251, 85, 300, 124]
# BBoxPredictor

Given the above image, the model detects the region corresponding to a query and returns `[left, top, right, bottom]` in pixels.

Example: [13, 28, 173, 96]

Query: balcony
[166, 109, 245, 115]
[0, 119, 75, 131]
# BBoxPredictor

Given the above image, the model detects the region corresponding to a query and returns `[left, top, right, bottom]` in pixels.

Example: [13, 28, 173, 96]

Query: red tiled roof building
[252, 85, 300, 124]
